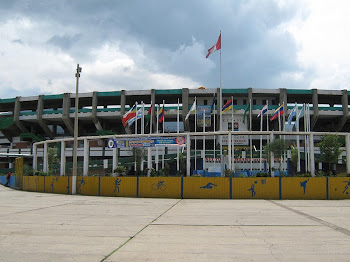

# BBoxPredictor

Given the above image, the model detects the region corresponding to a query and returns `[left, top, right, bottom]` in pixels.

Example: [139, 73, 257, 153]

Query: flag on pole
[145, 105, 153, 127]
[298, 104, 304, 120]
[270, 105, 284, 121]
[287, 104, 297, 124]
[185, 100, 196, 121]
[206, 33, 221, 58]
[158, 104, 165, 123]
[210, 93, 217, 113]
[257, 104, 268, 118]
[122, 104, 136, 126]
[242, 102, 250, 124]
[128, 108, 142, 126]
[222, 98, 233, 113]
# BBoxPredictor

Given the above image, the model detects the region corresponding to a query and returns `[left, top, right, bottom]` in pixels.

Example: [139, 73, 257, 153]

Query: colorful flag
[122, 104, 136, 126]
[145, 105, 153, 127]
[257, 104, 268, 118]
[270, 105, 284, 121]
[185, 100, 196, 121]
[288, 104, 297, 124]
[222, 98, 232, 112]
[210, 93, 217, 113]
[128, 108, 142, 126]
[242, 102, 250, 124]
[158, 104, 164, 123]
[206, 33, 221, 58]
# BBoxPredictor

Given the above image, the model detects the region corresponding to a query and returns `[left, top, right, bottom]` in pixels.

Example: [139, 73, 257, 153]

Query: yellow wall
[139, 177, 181, 198]
[100, 177, 137, 197]
[183, 177, 230, 199]
[76, 176, 99, 196]
[23, 176, 45, 192]
[328, 177, 350, 200]
[233, 177, 279, 199]
[45, 176, 69, 194]
[282, 177, 327, 199]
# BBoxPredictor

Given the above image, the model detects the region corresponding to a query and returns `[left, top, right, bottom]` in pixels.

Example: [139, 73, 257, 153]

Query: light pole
[72, 64, 82, 194]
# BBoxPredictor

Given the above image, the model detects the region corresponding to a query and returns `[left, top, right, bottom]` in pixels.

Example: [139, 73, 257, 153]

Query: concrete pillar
[37, 95, 54, 139]
[248, 88, 253, 131]
[182, 88, 189, 131]
[147, 147, 152, 177]
[228, 131, 232, 170]
[309, 133, 315, 177]
[60, 140, 66, 176]
[337, 90, 349, 131]
[279, 88, 287, 129]
[33, 143, 37, 171]
[346, 135, 350, 174]
[186, 133, 191, 177]
[150, 89, 156, 134]
[14, 97, 28, 133]
[91, 91, 102, 131]
[83, 138, 89, 176]
[43, 142, 48, 172]
[120, 90, 126, 116]
[62, 93, 74, 135]
[311, 89, 319, 130]
[270, 133, 274, 177]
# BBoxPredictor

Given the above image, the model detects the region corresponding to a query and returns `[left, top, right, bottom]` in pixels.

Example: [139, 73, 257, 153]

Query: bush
[113, 166, 126, 176]
[34, 171, 49, 176]
[256, 172, 268, 177]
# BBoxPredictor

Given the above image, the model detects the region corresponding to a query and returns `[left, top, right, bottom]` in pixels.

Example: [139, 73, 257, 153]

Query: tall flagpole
[231, 96, 234, 172]
[249, 99, 253, 174]
[150, 101, 153, 134]
[162, 100, 165, 169]
[266, 100, 269, 173]
[296, 102, 301, 173]
[177, 98, 180, 173]
[219, 30, 223, 176]
[213, 101, 216, 168]
[156, 104, 159, 172]
[135, 101, 138, 171]
[194, 97, 197, 170]
[203, 109, 206, 171]
[260, 105, 263, 171]
[141, 101, 144, 172]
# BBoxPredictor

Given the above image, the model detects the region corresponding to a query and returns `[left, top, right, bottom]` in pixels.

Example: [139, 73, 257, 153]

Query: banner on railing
[108, 136, 186, 148]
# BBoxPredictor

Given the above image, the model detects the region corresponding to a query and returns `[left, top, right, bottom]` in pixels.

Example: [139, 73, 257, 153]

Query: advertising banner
[108, 136, 186, 148]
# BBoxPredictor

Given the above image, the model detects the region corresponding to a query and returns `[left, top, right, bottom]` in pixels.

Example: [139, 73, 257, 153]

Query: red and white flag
[206, 33, 221, 58]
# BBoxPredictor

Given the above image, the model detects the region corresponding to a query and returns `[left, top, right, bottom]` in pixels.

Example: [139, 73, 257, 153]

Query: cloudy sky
[0, 0, 349, 98]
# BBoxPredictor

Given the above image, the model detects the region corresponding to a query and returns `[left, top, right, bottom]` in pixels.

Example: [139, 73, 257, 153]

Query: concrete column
[43, 142, 48, 172]
[346, 135, 350, 174]
[14, 97, 28, 133]
[37, 95, 54, 139]
[91, 91, 102, 131]
[186, 133, 191, 177]
[112, 148, 118, 176]
[147, 147, 152, 177]
[279, 88, 287, 128]
[228, 131, 232, 170]
[62, 93, 74, 135]
[33, 143, 37, 171]
[182, 88, 189, 131]
[120, 90, 126, 116]
[83, 138, 89, 176]
[248, 88, 253, 131]
[270, 133, 274, 177]
[309, 133, 315, 177]
[311, 89, 319, 130]
[151, 89, 156, 134]
[60, 140, 66, 176]
[337, 90, 349, 131]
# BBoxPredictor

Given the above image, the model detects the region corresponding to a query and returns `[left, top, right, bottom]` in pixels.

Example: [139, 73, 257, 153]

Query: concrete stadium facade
[0, 87, 349, 175]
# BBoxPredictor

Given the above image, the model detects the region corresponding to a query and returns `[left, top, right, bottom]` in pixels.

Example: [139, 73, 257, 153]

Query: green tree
[132, 148, 145, 176]
[318, 134, 342, 174]
[179, 153, 186, 177]
[48, 143, 60, 174]
[264, 138, 289, 174]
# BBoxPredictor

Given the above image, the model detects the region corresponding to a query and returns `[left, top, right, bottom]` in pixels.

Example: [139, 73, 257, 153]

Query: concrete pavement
[1, 185, 350, 261]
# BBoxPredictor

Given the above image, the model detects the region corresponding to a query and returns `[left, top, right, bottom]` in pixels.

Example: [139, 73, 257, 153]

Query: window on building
[243, 99, 247, 105]
[233, 99, 237, 105]
[262, 99, 266, 105]
[224, 99, 227, 105]
[253, 99, 256, 105]
[228, 122, 232, 131]
[204, 99, 207, 105]
[272, 100, 276, 105]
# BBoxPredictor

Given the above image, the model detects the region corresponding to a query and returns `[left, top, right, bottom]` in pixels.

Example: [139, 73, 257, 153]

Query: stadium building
[0, 87, 349, 176]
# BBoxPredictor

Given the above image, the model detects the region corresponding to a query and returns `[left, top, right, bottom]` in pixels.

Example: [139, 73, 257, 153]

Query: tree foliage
[318, 135, 342, 172]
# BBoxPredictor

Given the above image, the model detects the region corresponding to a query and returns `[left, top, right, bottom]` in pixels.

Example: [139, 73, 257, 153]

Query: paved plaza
[1, 185, 350, 261]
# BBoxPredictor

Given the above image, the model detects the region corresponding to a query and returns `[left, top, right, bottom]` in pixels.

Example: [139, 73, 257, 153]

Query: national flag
[222, 98, 232, 113]
[210, 93, 217, 113]
[298, 104, 304, 120]
[128, 108, 142, 126]
[206, 33, 221, 59]
[158, 104, 164, 123]
[257, 104, 268, 118]
[288, 105, 297, 124]
[122, 104, 136, 126]
[242, 102, 250, 124]
[145, 105, 153, 127]
[185, 100, 196, 121]
[270, 105, 284, 121]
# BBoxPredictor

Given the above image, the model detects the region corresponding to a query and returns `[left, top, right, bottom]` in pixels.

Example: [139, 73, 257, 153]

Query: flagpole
[156, 104, 159, 172]
[260, 105, 263, 171]
[231, 96, 234, 172]
[150, 101, 153, 134]
[162, 100, 165, 169]
[194, 97, 197, 171]
[296, 102, 301, 173]
[213, 101, 216, 168]
[177, 98, 180, 173]
[283, 102, 286, 174]
[266, 100, 269, 173]
[135, 101, 138, 172]
[250, 99, 253, 174]
[141, 101, 144, 173]
[219, 30, 223, 176]
[203, 109, 206, 171]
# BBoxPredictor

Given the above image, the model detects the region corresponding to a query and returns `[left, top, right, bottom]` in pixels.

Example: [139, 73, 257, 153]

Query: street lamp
[72, 64, 82, 195]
